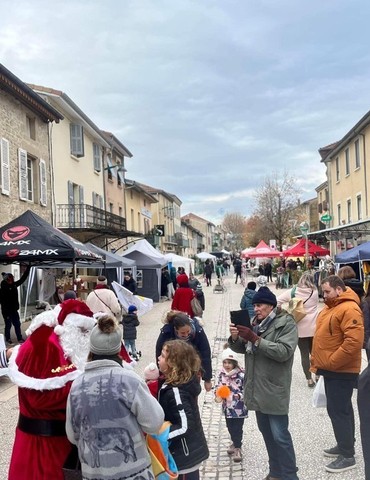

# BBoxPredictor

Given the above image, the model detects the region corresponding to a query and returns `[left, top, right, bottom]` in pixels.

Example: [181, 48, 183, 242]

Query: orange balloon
[216, 385, 231, 399]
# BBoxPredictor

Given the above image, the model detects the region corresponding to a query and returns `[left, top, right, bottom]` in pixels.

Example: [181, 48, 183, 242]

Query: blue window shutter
[70, 124, 84, 157]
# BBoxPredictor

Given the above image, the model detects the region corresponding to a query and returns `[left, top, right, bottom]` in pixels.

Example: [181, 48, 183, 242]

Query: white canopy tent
[164, 253, 195, 276]
[196, 252, 217, 261]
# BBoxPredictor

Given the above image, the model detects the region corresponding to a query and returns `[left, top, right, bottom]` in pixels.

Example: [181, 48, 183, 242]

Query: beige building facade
[182, 213, 215, 252]
[315, 112, 370, 254]
[0, 66, 62, 226]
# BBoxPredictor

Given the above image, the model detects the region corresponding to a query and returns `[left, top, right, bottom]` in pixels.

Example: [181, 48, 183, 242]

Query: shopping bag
[191, 297, 203, 317]
[312, 376, 326, 408]
[146, 422, 178, 479]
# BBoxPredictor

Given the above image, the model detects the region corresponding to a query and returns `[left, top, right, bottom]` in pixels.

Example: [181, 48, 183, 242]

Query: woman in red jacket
[171, 274, 195, 318]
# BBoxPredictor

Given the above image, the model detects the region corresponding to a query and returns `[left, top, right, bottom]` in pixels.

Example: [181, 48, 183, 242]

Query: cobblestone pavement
[0, 273, 367, 479]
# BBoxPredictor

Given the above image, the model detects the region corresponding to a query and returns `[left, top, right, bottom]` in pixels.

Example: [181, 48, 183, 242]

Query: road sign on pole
[321, 214, 332, 222]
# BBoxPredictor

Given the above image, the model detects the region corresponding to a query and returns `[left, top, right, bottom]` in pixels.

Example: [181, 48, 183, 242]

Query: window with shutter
[68, 181, 75, 227]
[79, 185, 84, 225]
[19, 148, 28, 201]
[70, 124, 84, 157]
[0, 138, 10, 196]
[93, 143, 101, 171]
[39, 159, 47, 206]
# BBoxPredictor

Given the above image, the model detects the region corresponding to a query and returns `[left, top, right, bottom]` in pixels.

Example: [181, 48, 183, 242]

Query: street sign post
[321, 214, 332, 222]
[299, 222, 310, 266]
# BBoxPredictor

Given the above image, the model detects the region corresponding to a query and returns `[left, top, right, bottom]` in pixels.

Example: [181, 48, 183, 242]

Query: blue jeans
[256, 412, 299, 480]
[3, 310, 22, 342]
[124, 339, 137, 355]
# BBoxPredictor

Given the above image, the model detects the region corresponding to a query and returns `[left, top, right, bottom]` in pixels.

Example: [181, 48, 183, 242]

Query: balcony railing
[55, 204, 127, 235]
[164, 235, 177, 245]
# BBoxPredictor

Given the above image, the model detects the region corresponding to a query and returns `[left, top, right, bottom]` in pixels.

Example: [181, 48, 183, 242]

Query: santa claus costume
[7, 299, 96, 480]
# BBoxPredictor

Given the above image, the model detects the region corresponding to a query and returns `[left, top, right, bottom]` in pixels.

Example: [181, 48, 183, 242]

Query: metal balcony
[55, 204, 129, 238]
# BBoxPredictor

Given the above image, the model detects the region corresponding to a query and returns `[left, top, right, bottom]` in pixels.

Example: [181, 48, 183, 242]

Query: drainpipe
[359, 132, 368, 218]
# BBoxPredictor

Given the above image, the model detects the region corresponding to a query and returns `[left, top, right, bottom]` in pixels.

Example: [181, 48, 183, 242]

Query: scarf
[246, 308, 277, 354]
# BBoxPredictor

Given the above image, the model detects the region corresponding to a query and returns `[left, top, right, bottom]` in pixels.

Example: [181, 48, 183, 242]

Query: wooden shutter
[18, 148, 28, 201]
[93, 143, 101, 171]
[0, 138, 10, 195]
[79, 185, 84, 225]
[70, 124, 84, 157]
[68, 181, 74, 204]
[39, 159, 47, 206]
[99, 194, 104, 210]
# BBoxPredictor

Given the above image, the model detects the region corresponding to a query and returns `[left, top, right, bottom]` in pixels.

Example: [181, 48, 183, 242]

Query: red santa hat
[54, 299, 94, 336]
[8, 300, 95, 391]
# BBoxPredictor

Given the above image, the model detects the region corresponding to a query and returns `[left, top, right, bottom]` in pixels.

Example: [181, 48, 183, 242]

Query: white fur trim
[54, 325, 65, 336]
[7, 346, 82, 390]
[25, 310, 58, 337]
[63, 313, 96, 330]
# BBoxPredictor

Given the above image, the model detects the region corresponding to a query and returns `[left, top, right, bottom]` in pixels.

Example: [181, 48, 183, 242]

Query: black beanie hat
[252, 286, 277, 307]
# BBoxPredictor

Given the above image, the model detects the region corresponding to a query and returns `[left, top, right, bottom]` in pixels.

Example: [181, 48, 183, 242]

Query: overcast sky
[2, 0, 370, 223]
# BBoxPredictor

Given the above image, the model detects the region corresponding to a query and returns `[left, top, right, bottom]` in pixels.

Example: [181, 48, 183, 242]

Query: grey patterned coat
[66, 359, 164, 480]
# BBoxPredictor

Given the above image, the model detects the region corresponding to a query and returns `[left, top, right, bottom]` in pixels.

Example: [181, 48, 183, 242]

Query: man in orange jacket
[311, 275, 364, 474]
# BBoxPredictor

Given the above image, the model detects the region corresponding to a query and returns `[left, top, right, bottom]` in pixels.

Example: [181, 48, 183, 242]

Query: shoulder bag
[282, 287, 313, 323]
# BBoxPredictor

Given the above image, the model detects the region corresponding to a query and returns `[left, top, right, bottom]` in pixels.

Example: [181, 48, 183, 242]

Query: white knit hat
[144, 362, 159, 380]
[97, 275, 107, 285]
[221, 348, 239, 363]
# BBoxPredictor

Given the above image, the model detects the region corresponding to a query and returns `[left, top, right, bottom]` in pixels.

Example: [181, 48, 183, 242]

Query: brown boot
[227, 443, 235, 455]
[232, 448, 242, 463]
[263, 475, 281, 480]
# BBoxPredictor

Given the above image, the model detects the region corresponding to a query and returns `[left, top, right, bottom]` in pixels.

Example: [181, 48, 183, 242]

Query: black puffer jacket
[159, 376, 209, 471]
[122, 314, 139, 340]
[155, 319, 212, 381]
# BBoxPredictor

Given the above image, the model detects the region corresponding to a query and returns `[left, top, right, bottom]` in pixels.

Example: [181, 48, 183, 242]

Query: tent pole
[72, 260, 76, 292]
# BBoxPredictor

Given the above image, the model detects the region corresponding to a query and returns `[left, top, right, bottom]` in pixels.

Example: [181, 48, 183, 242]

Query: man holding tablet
[228, 286, 299, 480]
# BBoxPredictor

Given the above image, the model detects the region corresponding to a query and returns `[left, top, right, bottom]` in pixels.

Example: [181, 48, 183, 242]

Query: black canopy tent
[0, 210, 104, 266]
[0, 210, 106, 317]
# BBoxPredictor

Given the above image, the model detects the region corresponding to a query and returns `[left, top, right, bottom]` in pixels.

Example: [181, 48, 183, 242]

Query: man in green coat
[229, 286, 299, 480]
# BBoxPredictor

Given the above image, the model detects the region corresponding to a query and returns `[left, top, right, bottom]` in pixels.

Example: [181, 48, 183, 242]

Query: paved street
[0, 273, 367, 479]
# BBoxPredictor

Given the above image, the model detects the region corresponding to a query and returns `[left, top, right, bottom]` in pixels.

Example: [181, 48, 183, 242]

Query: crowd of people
[0, 260, 369, 479]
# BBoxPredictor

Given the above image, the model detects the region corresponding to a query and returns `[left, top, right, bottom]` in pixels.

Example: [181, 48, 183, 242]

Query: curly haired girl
[158, 340, 209, 480]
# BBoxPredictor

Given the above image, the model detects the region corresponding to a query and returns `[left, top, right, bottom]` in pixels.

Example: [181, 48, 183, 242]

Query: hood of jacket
[243, 289, 256, 299]
[324, 285, 360, 309]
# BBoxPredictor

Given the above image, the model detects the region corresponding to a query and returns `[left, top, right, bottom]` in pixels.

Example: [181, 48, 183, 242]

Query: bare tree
[253, 171, 301, 251]
[222, 212, 248, 251]
[244, 215, 268, 247]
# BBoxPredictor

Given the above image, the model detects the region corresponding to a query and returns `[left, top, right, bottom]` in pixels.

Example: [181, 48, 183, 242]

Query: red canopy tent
[244, 240, 281, 258]
[283, 238, 330, 257]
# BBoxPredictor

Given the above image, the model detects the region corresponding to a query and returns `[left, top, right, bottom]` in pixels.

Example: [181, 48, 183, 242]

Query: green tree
[253, 171, 301, 251]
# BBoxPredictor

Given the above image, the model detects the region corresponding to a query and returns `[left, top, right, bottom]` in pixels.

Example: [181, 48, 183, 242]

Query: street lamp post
[299, 221, 310, 268]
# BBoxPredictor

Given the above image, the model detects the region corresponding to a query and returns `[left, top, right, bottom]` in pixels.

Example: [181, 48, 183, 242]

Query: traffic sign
[154, 224, 165, 236]
[299, 221, 309, 233]
[321, 214, 332, 222]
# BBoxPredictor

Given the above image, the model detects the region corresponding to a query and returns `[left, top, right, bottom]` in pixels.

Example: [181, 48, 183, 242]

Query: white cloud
[1, 0, 370, 222]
